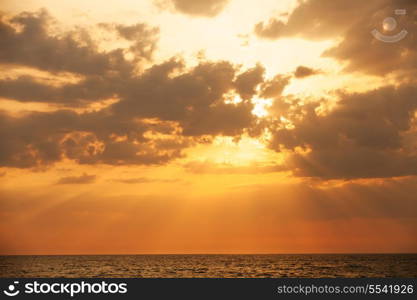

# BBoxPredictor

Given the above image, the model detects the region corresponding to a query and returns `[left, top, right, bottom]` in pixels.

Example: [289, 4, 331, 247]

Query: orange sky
[0, 0, 416, 254]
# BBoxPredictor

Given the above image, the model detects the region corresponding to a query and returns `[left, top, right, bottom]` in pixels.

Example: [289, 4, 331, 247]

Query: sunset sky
[0, 0, 416, 254]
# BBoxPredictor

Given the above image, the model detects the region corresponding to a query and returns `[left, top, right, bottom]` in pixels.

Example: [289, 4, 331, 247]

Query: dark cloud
[180, 101, 255, 136]
[0, 109, 189, 168]
[323, 0, 417, 77]
[6, 8, 416, 183]
[0, 75, 115, 106]
[56, 173, 96, 184]
[234, 64, 265, 100]
[99, 22, 159, 60]
[255, 0, 417, 78]
[269, 85, 417, 179]
[112, 59, 234, 120]
[294, 66, 322, 78]
[255, 0, 417, 179]
[0, 10, 154, 76]
[0, 10, 270, 169]
[255, 0, 383, 40]
[259, 74, 291, 99]
[0, 10, 159, 106]
[0, 56, 262, 169]
[0, 57, 262, 168]
[111, 59, 257, 137]
[160, 0, 230, 17]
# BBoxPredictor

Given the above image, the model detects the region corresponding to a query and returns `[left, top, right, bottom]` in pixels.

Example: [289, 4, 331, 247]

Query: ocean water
[0, 254, 416, 278]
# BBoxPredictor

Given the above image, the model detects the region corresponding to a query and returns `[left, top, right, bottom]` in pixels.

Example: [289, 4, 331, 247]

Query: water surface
[1, 254, 416, 278]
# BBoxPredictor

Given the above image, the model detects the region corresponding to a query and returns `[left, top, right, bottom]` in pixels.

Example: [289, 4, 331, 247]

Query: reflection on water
[1, 254, 416, 278]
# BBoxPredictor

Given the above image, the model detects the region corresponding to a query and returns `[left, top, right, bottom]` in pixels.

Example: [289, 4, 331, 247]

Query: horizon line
[1, 252, 416, 256]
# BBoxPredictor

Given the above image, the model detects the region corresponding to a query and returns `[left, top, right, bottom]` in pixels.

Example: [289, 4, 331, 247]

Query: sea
[1, 254, 416, 278]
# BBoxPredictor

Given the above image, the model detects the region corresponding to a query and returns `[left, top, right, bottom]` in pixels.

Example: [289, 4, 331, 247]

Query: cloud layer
[255, 0, 417, 77]
[1, 6, 416, 181]
[0, 11, 261, 168]
[269, 85, 417, 179]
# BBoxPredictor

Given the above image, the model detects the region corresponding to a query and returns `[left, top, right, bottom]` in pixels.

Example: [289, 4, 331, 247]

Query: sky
[0, 0, 416, 254]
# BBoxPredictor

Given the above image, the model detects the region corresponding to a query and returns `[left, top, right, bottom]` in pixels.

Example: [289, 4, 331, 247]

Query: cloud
[259, 74, 291, 99]
[0, 109, 189, 168]
[0, 10, 159, 106]
[99, 22, 159, 60]
[0, 10, 156, 75]
[56, 173, 96, 184]
[5, 7, 415, 183]
[269, 84, 417, 179]
[111, 59, 258, 136]
[158, 0, 230, 17]
[254, 0, 417, 78]
[0, 10, 274, 169]
[0, 75, 115, 106]
[294, 66, 322, 78]
[254, 0, 382, 40]
[0, 56, 263, 168]
[234, 64, 265, 100]
[0, 59, 262, 169]
[323, 0, 417, 77]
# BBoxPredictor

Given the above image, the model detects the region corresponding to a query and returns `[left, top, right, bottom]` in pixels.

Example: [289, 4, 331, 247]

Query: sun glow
[185, 134, 283, 168]
[1, 0, 416, 257]
[252, 98, 272, 117]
